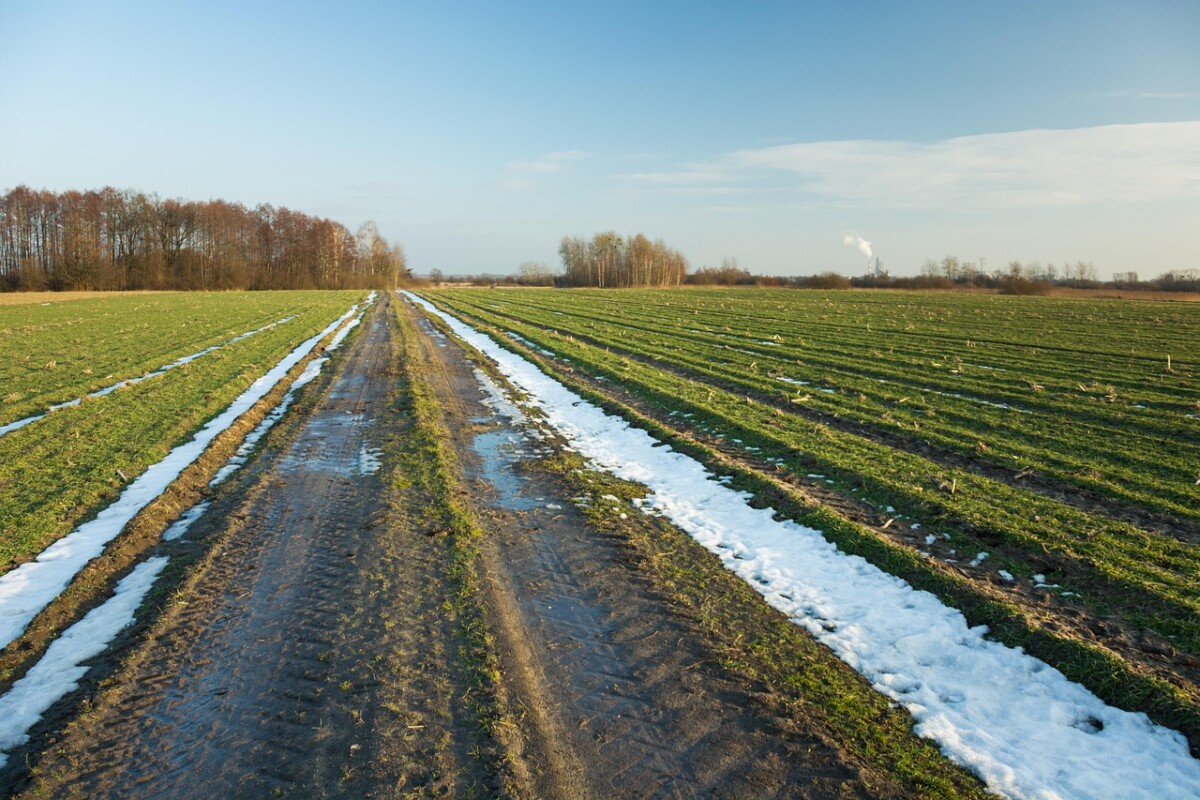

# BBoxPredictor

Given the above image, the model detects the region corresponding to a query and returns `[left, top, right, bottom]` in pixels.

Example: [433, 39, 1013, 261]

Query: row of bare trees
[558, 232, 687, 287]
[0, 186, 406, 291]
[918, 255, 1099, 286]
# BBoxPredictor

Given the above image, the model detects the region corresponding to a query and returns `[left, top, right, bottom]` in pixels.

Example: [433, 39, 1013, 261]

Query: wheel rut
[407, 301, 873, 798]
[19, 297, 494, 799]
[20, 297, 885, 799]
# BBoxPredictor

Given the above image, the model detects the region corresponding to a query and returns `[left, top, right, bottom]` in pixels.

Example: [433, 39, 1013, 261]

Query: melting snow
[0, 556, 168, 768]
[404, 291, 1200, 800]
[0, 305, 359, 649]
[162, 501, 211, 542]
[357, 445, 383, 475]
[475, 368, 527, 422]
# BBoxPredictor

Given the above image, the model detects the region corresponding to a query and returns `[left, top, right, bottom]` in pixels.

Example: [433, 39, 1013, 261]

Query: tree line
[0, 185, 407, 291]
[558, 232, 687, 287]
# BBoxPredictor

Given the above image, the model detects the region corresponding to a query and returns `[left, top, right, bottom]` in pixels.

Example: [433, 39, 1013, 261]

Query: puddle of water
[278, 411, 378, 478]
[472, 429, 539, 511]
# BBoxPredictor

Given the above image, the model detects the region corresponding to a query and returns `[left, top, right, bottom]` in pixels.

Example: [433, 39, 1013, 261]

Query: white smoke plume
[843, 234, 873, 260]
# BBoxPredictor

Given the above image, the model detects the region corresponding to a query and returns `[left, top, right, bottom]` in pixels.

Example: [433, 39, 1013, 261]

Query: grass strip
[389, 300, 513, 796]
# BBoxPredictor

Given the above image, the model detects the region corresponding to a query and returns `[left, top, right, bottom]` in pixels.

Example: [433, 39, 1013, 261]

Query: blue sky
[2, 1, 1198, 277]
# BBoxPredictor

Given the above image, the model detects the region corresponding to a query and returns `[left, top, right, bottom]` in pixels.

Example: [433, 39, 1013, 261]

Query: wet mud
[18, 298, 493, 798]
[409, 303, 870, 798]
[18, 298, 890, 798]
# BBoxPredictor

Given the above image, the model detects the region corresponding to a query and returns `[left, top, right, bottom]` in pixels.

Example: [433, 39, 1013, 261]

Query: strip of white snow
[404, 291, 1200, 800]
[0, 305, 358, 650]
[0, 556, 168, 769]
[162, 501, 211, 542]
[0, 315, 298, 439]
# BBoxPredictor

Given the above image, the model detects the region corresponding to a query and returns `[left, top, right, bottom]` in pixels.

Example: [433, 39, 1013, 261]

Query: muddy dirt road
[15, 298, 893, 798]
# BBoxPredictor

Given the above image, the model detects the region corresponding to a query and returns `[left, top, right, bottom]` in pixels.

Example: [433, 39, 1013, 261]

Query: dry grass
[0, 291, 158, 306]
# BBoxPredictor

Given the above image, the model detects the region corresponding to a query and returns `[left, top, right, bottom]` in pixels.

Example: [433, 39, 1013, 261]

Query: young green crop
[431, 288, 1199, 524]
[420, 286, 1200, 749]
[0, 291, 355, 428]
[427, 289, 1200, 650]
[0, 291, 362, 573]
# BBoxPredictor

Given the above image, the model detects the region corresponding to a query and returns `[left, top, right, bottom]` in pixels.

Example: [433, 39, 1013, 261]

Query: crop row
[413, 291, 1200, 758]
[427, 290, 1200, 657]
[0, 292, 363, 574]
[435, 289, 1199, 524]
[0, 291, 358, 428]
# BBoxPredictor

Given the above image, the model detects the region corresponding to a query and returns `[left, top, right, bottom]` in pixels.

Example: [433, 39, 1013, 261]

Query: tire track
[18, 297, 494, 799]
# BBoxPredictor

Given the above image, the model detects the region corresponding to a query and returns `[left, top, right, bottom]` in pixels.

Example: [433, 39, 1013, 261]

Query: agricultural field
[0, 291, 355, 430]
[0, 291, 364, 570]
[2, 286, 1198, 799]
[425, 287, 1200, 751]
[0, 289, 366, 701]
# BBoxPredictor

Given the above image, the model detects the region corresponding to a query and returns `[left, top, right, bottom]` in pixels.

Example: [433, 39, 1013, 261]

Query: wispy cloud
[1099, 89, 1200, 100]
[508, 149, 593, 175]
[618, 170, 738, 187]
[494, 150, 593, 191]
[343, 181, 406, 197]
[616, 122, 1200, 210]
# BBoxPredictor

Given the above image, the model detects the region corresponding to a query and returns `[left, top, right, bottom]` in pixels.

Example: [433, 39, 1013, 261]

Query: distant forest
[557, 232, 688, 287]
[0, 186, 406, 291]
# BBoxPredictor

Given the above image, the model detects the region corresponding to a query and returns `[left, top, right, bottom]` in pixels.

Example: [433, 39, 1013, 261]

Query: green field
[424, 286, 1200, 742]
[0, 291, 363, 572]
[0, 292, 362, 428]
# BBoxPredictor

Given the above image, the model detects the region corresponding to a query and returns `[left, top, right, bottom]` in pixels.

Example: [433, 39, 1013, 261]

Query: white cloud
[619, 122, 1200, 210]
[495, 149, 594, 190]
[509, 149, 593, 175]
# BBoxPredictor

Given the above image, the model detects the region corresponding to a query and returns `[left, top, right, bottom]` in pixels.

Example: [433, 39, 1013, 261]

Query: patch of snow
[0, 305, 359, 649]
[0, 556, 168, 768]
[326, 315, 361, 350]
[405, 291, 1200, 800]
[970, 552, 989, 567]
[474, 368, 527, 423]
[924, 534, 937, 545]
[162, 501, 210, 542]
[504, 330, 555, 357]
[998, 570, 1014, 582]
[357, 445, 383, 475]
